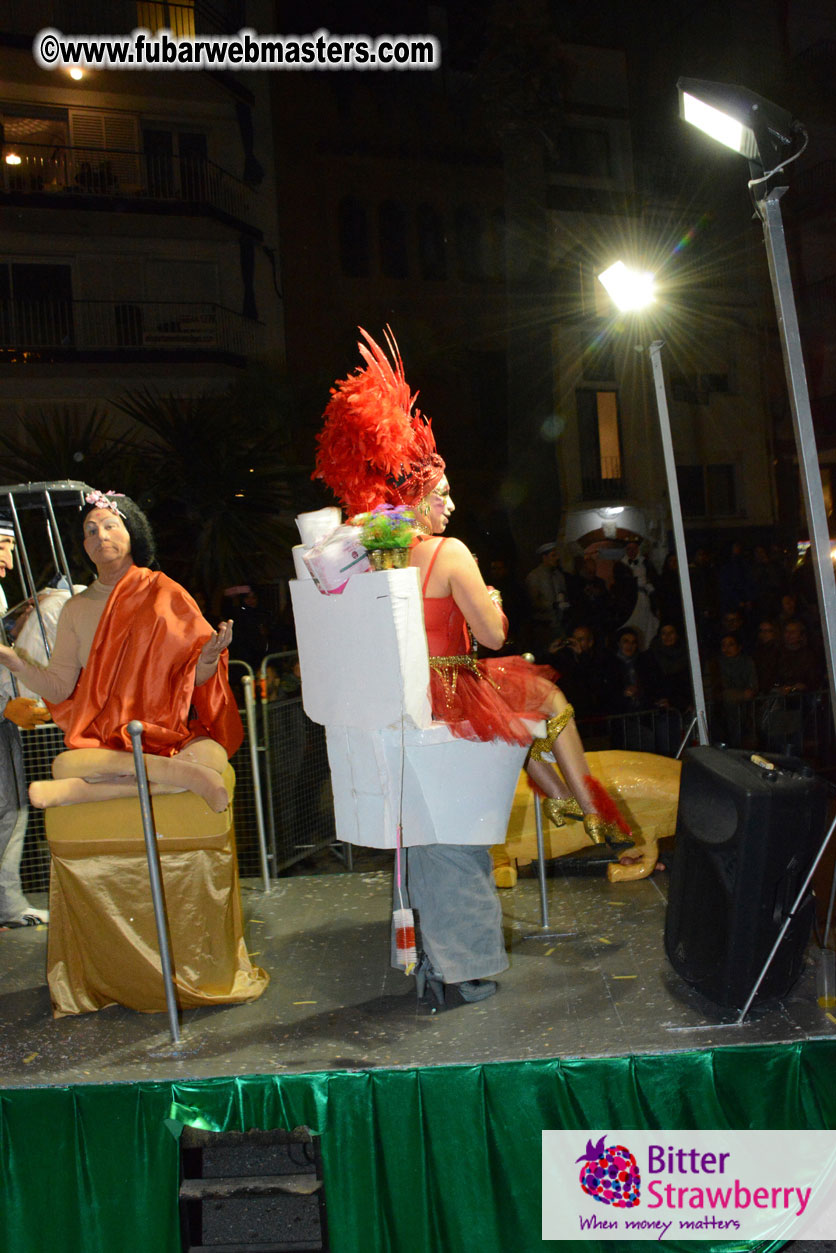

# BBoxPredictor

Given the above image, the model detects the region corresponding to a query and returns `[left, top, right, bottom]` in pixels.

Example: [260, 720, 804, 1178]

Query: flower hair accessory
[313, 327, 445, 515]
[85, 489, 127, 518]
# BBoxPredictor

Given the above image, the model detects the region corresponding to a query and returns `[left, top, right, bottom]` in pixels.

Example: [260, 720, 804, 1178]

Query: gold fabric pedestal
[44, 766, 269, 1017]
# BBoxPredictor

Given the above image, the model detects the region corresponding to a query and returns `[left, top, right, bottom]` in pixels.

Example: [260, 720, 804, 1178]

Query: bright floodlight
[680, 92, 751, 156]
[677, 77, 798, 173]
[597, 261, 656, 313]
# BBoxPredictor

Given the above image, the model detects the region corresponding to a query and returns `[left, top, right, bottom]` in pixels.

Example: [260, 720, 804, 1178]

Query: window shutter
[69, 111, 141, 191]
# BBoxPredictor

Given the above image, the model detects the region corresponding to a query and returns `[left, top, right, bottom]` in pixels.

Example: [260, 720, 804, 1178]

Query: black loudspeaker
[664, 747, 828, 1008]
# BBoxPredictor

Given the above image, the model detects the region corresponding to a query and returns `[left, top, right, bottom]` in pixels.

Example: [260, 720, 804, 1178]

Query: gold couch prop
[44, 765, 268, 1017]
[493, 750, 681, 886]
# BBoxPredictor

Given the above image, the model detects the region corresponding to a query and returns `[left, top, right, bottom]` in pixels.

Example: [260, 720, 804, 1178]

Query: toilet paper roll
[295, 507, 341, 547]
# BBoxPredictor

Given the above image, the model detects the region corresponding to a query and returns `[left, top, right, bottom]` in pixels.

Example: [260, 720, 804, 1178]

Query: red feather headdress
[313, 326, 445, 515]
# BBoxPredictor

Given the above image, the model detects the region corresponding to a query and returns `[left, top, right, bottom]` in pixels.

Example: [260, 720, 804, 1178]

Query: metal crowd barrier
[17, 674, 831, 897]
[226, 652, 338, 879]
[575, 688, 833, 769]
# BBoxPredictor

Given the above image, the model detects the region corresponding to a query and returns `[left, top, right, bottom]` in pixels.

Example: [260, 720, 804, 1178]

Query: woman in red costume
[315, 329, 629, 1011]
[0, 491, 241, 812]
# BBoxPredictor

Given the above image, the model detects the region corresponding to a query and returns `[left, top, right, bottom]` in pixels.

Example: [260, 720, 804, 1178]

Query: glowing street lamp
[597, 262, 709, 747]
[677, 79, 799, 173]
[597, 261, 656, 313]
[679, 77, 836, 1021]
[678, 77, 836, 739]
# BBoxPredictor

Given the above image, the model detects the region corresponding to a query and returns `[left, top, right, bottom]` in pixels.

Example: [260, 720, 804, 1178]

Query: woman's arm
[442, 539, 508, 650]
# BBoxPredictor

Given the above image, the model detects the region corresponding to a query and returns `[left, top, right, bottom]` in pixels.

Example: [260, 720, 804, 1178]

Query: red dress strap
[421, 538, 446, 596]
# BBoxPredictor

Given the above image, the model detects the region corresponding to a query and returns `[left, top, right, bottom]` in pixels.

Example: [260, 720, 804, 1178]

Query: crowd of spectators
[486, 537, 828, 752]
[221, 538, 828, 757]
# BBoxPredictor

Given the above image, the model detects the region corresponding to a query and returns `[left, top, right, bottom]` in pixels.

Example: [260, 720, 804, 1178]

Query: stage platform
[1, 864, 834, 1253]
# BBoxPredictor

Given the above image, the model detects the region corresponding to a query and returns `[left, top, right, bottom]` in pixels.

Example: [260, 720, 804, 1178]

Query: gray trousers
[0, 720, 32, 920]
[395, 844, 508, 984]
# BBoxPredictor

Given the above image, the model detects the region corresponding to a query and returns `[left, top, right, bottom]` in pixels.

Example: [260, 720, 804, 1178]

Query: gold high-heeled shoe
[542, 796, 583, 827]
[583, 813, 632, 847]
[529, 705, 574, 763]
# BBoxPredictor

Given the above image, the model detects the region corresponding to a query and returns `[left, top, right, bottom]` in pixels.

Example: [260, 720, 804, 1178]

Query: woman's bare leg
[525, 686, 631, 845]
[524, 687, 597, 812]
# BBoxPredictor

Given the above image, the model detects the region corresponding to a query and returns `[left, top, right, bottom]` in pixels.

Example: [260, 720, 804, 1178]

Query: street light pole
[647, 341, 710, 745]
[757, 187, 836, 734]
[676, 76, 836, 737]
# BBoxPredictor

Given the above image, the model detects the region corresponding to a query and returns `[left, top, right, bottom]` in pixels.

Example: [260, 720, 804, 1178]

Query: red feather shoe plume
[583, 776, 632, 847]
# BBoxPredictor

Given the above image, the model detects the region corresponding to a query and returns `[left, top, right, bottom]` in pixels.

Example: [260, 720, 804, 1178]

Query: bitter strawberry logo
[576, 1135, 641, 1208]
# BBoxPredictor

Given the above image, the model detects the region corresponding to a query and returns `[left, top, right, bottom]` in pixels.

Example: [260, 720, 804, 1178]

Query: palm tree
[115, 380, 305, 600]
[0, 406, 137, 489]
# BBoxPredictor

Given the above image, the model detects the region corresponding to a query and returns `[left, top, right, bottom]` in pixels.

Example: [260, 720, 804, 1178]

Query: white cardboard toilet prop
[290, 566, 538, 848]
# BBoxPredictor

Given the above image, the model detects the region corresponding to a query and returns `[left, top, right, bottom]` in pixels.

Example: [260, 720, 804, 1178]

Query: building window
[338, 197, 370, 277]
[379, 201, 409, 279]
[0, 262, 74, 348]
[706, 463, 738, 515]
[671, 372, 733, 404]
[417, 204, 446, 280]
[136, 2, 195, 38]
[676, 463, 739, 517]
[576, 389, 623, 499]
[142, 127, 207, 200]
[675, 465, 706, 516]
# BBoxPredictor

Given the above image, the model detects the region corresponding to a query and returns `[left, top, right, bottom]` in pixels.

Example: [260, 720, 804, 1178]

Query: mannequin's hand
[199, 621, 233, 668]
[4, 698, 51, 730]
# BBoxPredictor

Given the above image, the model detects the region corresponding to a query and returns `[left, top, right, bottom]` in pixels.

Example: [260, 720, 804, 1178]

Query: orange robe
[46, 565, 243, 758]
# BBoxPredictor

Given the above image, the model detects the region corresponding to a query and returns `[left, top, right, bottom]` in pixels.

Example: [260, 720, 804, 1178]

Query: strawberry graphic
[576, 1135, 641, 1208]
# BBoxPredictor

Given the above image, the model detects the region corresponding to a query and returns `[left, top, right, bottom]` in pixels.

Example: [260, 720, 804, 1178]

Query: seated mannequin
[0, 491, 241, 811]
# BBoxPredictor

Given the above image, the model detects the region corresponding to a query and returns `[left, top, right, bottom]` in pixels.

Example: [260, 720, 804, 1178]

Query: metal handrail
[0, 141, 253, 223]
[0, 299, 262, 357]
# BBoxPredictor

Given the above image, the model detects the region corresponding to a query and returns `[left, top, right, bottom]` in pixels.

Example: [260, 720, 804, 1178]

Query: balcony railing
[1, 144, 254, 228]
[0, 299, 262, 361]
[581, 455, 623, 502]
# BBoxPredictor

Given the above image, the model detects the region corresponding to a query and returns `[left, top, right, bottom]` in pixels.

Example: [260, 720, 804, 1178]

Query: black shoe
[415, 954, 498, 1012]
[449, 979, 497, 1005]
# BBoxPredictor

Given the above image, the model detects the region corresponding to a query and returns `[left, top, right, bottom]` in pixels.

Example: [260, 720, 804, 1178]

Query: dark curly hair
[80, 492, 157, 571]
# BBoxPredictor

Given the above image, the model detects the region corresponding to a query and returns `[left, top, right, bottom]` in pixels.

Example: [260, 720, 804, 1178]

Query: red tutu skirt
[428, 655, 557, 746]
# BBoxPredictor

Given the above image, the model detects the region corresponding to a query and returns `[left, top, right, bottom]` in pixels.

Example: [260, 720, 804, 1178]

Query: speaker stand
[735, 810, 836, 1023]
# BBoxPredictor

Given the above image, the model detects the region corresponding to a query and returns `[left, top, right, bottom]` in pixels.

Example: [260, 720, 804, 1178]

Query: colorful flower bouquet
[355, 505, 416, 569]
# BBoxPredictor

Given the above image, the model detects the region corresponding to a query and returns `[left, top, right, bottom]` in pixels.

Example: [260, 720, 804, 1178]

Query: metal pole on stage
[736, 810, 836, 1023]
[241, 673, 271, 892]
[732, 188, 836, 1022]
[127, 720, 181, 1045]
[675, 80, 836, 1018]
[521, 793, 578, 942]
[533, 797, 549, 928]
[647, 341, 710, 746]
[757, 189, 836, 734]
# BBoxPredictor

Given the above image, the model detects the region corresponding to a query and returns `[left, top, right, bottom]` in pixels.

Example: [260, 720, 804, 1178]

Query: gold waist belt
[428, 654, 500, 704]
